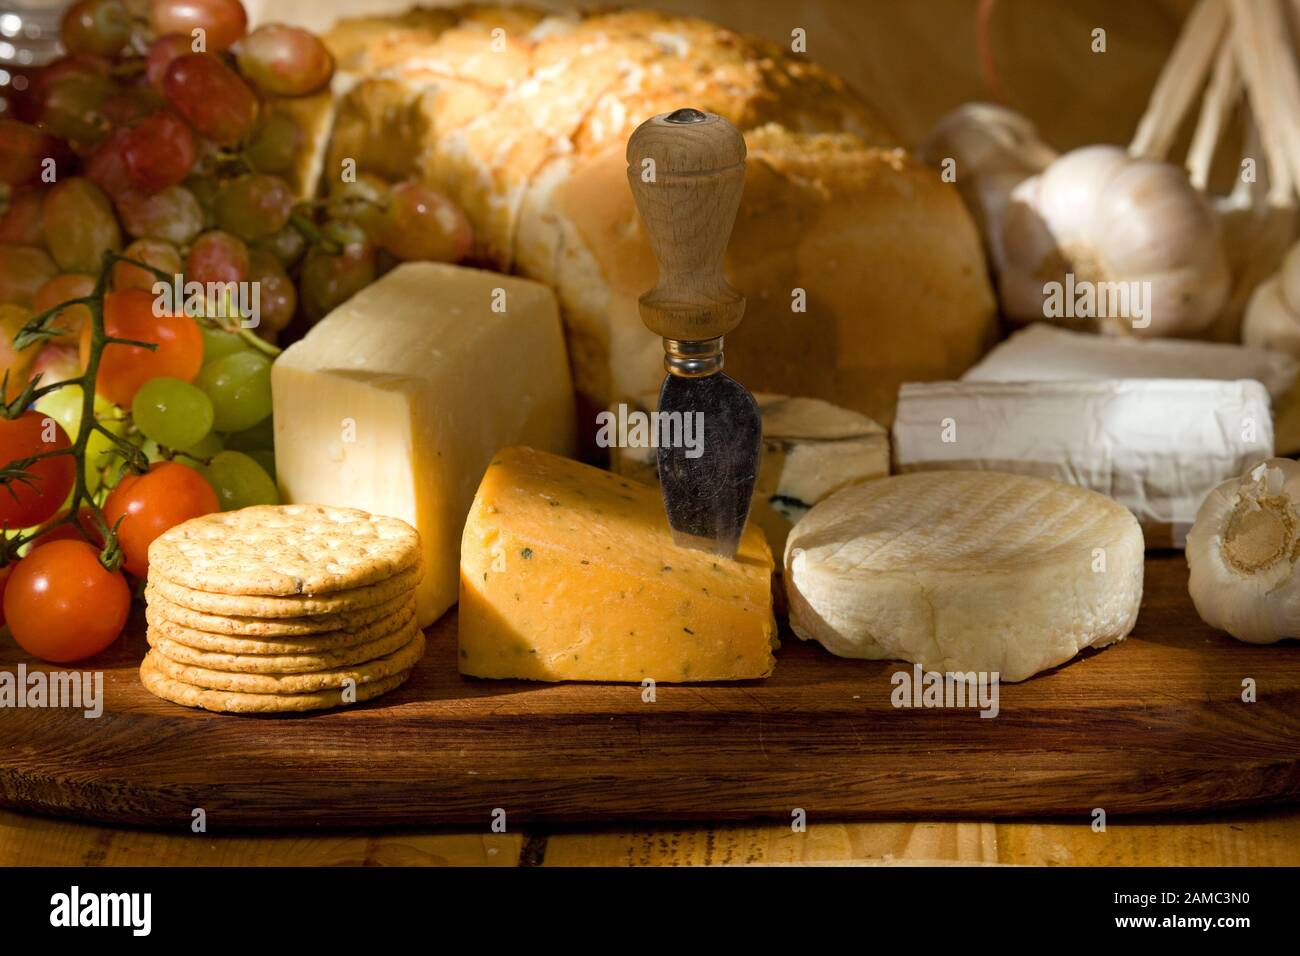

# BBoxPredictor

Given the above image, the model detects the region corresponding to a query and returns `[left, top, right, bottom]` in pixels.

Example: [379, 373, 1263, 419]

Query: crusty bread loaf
[322, 5, 996, 427]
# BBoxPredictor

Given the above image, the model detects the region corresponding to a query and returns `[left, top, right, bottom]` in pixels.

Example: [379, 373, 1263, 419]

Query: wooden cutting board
[1, 554, 1298, 828]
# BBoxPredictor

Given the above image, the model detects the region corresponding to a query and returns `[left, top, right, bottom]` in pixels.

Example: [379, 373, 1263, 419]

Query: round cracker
[147, 618, 420, 673]
[140, 655, 413, 714]
[143, 631, 426, 694]
[148, 504, 421, 596]
[145, 594, 416, 648]
[147, 560, 422, 618]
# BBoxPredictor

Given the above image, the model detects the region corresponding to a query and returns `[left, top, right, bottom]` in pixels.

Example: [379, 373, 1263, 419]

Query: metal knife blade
[656, 371, 761, 557]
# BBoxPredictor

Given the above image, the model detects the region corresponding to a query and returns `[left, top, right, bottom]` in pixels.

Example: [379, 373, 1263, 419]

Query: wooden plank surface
[4, 806, 1299, 866]
[1, 555, 1298, 827]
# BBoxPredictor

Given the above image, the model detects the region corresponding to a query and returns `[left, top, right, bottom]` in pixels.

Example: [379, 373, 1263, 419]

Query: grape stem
[2, 253, 163, 572]
[1, 250, 282, 569]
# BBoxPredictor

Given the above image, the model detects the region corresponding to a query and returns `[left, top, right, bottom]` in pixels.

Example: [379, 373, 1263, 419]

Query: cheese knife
[626, 108, 761, 558]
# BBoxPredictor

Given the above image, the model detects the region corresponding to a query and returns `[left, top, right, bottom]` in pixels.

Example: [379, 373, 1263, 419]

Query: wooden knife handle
[627, 108, 747, 342]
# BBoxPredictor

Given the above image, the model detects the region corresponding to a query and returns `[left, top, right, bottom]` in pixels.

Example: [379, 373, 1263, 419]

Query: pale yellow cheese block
[273, 263, 576, 627]
[458, 446, 778, 683]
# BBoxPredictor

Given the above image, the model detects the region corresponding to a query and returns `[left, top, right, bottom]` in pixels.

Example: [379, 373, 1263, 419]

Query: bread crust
[322, 5, 994, 425]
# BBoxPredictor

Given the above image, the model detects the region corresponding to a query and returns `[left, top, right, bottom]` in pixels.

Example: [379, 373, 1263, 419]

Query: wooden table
[4, 806, 1299, 866]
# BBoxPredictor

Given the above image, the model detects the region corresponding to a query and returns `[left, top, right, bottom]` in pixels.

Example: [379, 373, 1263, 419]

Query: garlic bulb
[1242, 241, 1300, 357]
[919, 103, 1057, 270]
[998, 145, 1230, 338]
[1187, 458, 1300, 644]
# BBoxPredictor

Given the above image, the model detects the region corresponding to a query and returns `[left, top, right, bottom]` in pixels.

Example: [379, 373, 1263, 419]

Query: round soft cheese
[784, 471, 1144, 681]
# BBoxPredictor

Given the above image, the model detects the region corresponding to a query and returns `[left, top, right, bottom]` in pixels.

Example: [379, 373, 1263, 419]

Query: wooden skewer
[1229, 0, 1297, 203]
[1130, 0, 1229, 159]
[1187, 31, 1241, 190]
[1251, 0, 1300, 194]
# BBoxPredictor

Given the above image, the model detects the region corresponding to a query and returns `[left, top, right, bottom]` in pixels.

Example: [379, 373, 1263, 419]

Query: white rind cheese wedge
[892, 379, 1274, 548]
[963, 323, 1298, 401]
[784, 471, 1145, 682]
[273, 262, 576, 627]
[610, 393, 889, 556]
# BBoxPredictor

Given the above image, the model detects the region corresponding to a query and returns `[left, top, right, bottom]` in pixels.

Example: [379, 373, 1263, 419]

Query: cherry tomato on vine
[82, 288, 203, 407]
[3, 540, 130, 662]
[0, 410, 76, 529]
[0, 562, 11, 629]
[103, 461, 218, 577]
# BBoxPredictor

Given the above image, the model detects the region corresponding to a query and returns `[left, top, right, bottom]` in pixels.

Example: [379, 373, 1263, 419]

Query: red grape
[187, 229, 249, 285]
[149, 0, 248, 55]
[247, 249, 295, 336]
[301, 241, 375, 321]
[122, 111, 195, 190]
[0, 191, 46, 245]
[32, 273, 95, 342]
[379, 181, 473, 263]
[60, 0, 132, 58]
[42, 178, 121, 273]
[163, 52, 258, 146]
[84, 126, 136, 199]
[30, 54, 112, 105]
[236, 24, 333, 96]
[146, 34, 195, 90]
[100, 84, 165, 127]
[0, 120, 65, 186]
[214, 173, 293, 240]
[114, 238, 182, 292]
[116, 184, 204, 244]
[0, 244, 58, 307]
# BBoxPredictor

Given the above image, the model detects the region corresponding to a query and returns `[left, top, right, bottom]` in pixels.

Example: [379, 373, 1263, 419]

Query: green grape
[248, 448, 276, 482]
[36, 386, 128, 492]
[131, 377, 215, 451]
[196, 351, 272, 432]
[42, 177, 122, 273]
[326, 173, 389, 237]
[224, 415, 274, 452]
[246, 112, 302, 175]
[201, 325, 247, 364]
[184, 176, 220, 229]
[250, 224, 306, 268]
[143, 431, 223, 469]
[40, 73, 114, 144]
[182, 431, 224, 465]
[203, 450, 279, 511]
[214, 174, 293, 241]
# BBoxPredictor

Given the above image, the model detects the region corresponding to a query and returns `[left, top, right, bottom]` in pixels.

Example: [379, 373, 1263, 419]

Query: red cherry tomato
[3, 540, 130, 662]
[81, 288, 203, 407]
[103, 461, 218, 577]
[0, 562, 11, 628]
[0, 410, 76, 529]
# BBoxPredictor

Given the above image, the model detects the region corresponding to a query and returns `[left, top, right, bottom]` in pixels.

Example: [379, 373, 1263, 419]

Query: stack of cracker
[139, 504, 425, 714]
